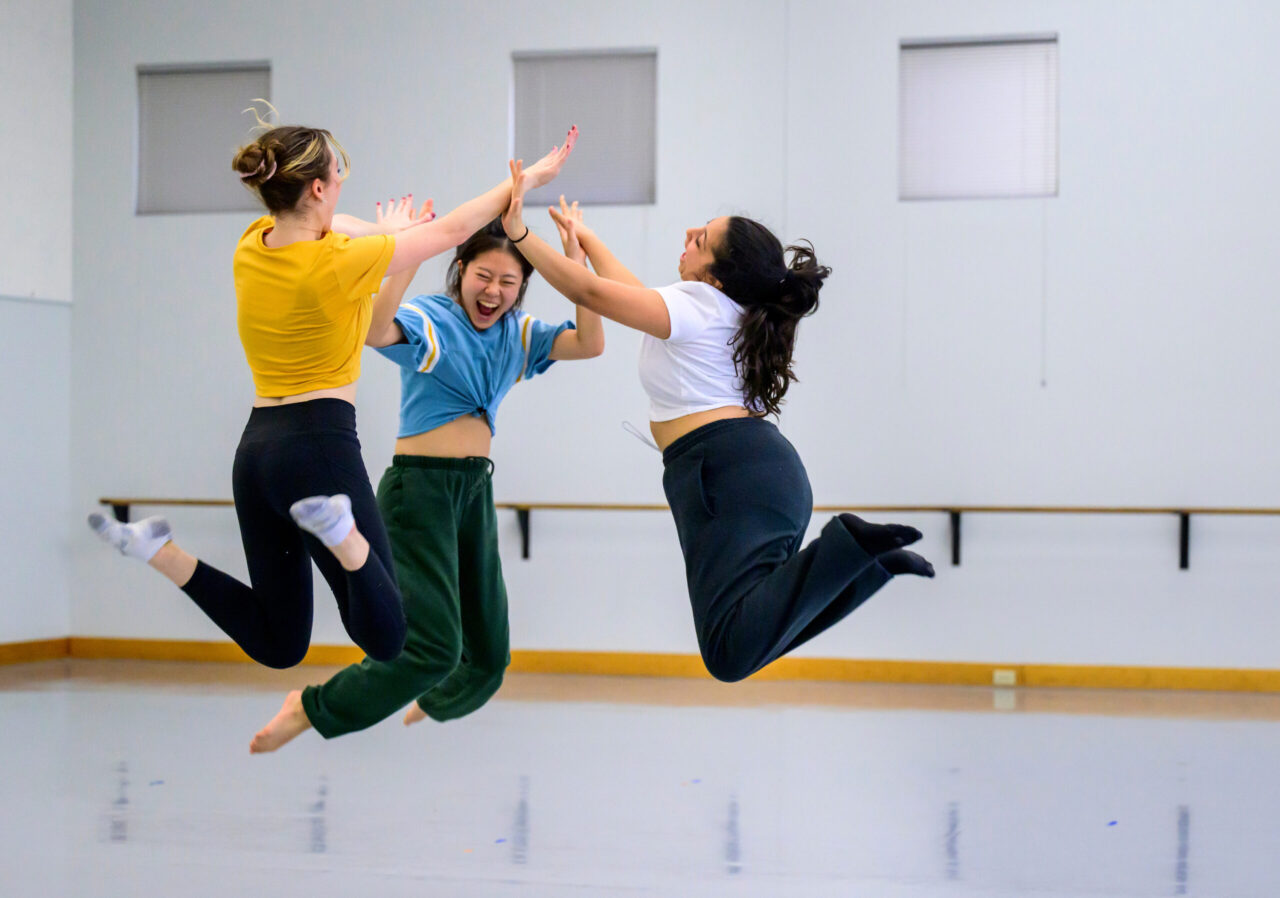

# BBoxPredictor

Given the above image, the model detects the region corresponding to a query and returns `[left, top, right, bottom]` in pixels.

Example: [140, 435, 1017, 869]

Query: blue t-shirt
[376, 293, 573, 437]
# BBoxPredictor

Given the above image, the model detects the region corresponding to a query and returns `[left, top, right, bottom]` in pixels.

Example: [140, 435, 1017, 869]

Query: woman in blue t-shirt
[251, 211, 602, 751]
[495, 160, 934, 684]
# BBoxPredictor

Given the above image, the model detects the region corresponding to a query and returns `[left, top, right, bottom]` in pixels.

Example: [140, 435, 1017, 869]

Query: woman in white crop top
[498, 162, 934, 682]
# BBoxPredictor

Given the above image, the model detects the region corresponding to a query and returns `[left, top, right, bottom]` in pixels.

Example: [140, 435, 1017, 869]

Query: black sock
[839, 513, 922, 556]
[878, 549, 935, 578]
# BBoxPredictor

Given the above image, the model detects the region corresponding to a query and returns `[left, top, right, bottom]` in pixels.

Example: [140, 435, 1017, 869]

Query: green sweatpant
[301, 455, 510, 738]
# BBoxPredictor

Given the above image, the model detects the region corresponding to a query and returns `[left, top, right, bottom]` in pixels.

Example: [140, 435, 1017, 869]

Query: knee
[258, 643, 310, 670]
[364, 622, 408, 664]
[472, 649, 510, 680]
[467, 663, 508, 705]
[701, 651, 753, 684]
[394, 628, 463, 673]
[456, 666, 506, 706]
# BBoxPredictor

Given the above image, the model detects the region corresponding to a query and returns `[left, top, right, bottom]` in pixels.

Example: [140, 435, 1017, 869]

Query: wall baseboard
[510, 652, 1280, 692]
[0, 638, 71, 665]
[2, 638, 1278, 693]
[66, 638, 362, 666]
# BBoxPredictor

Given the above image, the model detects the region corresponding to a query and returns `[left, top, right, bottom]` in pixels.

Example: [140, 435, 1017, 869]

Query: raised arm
[548, 198, 645, 288]
[385, 127, 578, 276]
[547, 197, 604, 360]
[503, 162, 671, 339]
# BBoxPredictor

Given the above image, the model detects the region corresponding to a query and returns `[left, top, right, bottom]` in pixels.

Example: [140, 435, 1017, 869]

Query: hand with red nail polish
[522, 125, 579, 191]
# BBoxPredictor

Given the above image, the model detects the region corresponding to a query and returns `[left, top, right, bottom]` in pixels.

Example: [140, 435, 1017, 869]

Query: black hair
[444, 219, 536, 312]
[706, 217, 829, 416]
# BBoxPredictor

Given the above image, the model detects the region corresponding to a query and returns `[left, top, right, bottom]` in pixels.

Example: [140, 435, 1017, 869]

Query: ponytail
[707, 217, 829, 416]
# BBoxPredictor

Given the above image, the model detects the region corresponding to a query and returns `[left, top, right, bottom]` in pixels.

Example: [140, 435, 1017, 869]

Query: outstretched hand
[376, 194, 434, 232]
[550, 195, 587, 264]
[522, 125, 579, 190]
[502, 159, 528, 242]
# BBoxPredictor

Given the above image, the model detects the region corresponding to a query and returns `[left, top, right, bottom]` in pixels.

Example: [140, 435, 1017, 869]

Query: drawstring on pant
[622, 421, 660, 452]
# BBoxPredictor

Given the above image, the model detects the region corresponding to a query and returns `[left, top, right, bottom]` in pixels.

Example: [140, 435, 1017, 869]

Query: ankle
[332, 528, 369, 571]
[148, 542, 198, 587]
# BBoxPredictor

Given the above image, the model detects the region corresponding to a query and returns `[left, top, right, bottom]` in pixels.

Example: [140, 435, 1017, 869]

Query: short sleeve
[331, 232, 396, 299]
[376, 299, 444, 372]
[653, 281, 721, 343]
[517, 314, 574, 381]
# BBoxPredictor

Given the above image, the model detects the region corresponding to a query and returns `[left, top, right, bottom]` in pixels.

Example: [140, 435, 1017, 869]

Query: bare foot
[250, 690, 312, 753]
[402, 703, 428, 726]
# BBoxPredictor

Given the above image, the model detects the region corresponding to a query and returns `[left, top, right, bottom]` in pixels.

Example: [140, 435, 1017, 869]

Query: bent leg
[774, 545, 891, 657]
[301, 639, 460, 739]
[277, 430, 406, 662]
[662, 419, 884, 683]
[179, 444, 314, 669]
[301, 462, 462, 738]
[415, 473, 509, 723]
[695, 515, 883, 682]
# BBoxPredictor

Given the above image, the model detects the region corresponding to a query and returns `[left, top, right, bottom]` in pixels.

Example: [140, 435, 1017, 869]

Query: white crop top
[639, 281, 749, 421]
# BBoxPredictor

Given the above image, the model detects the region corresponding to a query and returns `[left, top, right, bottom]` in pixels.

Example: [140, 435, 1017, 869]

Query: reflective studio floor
[3, 661, 1280, 897]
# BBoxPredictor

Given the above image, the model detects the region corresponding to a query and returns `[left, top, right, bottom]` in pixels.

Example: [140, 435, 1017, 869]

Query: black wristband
[510, 226, 530, 244]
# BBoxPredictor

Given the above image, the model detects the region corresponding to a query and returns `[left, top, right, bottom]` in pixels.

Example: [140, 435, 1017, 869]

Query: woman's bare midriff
[253, 384, 357, 408]
[394, 414, 492, 458]
[650, 405, 752, 452]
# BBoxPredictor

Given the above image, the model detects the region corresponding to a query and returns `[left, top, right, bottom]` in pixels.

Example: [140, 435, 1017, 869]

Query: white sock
[87, 513, 172, 563]
[289, 494, 354, 548]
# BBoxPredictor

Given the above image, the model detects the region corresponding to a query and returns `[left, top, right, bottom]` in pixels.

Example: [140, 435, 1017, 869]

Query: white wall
[0, 0, 72, 643]
[69, 0, 1280, 668]
[0, 0, 73, 303]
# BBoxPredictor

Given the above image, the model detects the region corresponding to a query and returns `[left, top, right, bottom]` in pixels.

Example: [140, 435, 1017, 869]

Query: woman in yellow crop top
[88, 111, 578, 676]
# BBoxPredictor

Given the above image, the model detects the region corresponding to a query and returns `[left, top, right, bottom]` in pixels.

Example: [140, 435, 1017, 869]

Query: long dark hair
[444, 219, 535, 312]
[706, 217, 829, 416]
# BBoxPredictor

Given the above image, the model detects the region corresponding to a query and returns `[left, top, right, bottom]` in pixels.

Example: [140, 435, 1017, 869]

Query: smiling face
[677, 216, 729, 283]
[456, 248, 528, 329]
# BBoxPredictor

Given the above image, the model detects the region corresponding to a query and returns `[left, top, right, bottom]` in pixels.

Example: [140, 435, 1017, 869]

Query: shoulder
[654, 280, 739, 340]
[406, 293, 454, 313]
[655, 279, 718, 300]
[500, 310, 533, 346]
[655, 280, 737, 312]
[326, 229, 395, 258]
[398, 293, 453, 325]
[510, 311, 565, 345]
[236, 216, 273, 246]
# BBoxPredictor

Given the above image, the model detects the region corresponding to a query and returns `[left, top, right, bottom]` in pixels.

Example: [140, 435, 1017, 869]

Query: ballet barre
[98, 497, 1280, 569]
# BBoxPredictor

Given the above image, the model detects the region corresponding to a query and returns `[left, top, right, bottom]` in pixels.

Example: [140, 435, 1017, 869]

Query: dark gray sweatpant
[661, 417, 891, 682]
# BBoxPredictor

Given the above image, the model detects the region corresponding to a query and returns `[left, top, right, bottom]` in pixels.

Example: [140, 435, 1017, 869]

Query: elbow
[365, 324, 396, 349]
[586, 335, 605, 358]
[581, 279, 608, 314]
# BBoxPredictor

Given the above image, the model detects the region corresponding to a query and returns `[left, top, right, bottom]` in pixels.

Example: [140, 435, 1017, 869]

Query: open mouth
[475, 299, 500, 321]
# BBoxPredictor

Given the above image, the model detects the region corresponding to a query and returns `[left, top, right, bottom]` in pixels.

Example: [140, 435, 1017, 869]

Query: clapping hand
[502, 159, 529, 241]
[375, 194, 434, 233]
[549, 195, 588, 265]
[521, 126, 579, 191]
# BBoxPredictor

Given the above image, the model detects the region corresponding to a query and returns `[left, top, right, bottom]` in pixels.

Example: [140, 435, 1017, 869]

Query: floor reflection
[2, 661, 1278, 897]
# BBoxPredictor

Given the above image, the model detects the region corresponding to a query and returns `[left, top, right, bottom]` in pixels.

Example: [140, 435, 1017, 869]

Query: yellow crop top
[233, 216, 396, 397]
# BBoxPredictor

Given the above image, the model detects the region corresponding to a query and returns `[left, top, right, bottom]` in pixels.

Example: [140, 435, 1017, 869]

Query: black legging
[662, 417, 892, 682]
[180, 399, 405, 668]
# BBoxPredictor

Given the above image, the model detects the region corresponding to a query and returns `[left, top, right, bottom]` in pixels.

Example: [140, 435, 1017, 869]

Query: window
[899, 36, 1058, 200]
[512, 50, 657, 205]
[137, 63, 271, 214]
